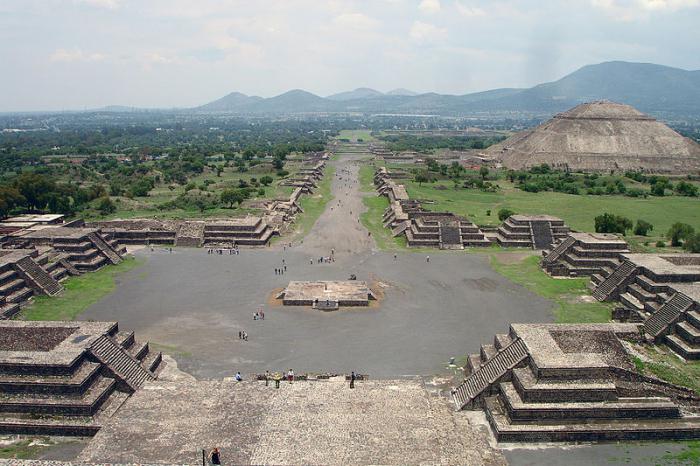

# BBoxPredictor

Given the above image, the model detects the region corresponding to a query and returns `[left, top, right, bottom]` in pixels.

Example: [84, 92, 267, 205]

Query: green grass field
[404, 179, 700, 244]
[490, 254, 613, 323]
[21, 256, 144, 321]
[338, 129, 376, 142]
[294, 165, 336, 238]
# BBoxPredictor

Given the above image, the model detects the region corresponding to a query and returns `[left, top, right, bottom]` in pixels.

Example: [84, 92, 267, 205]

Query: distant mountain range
[196, 61, 700, 117]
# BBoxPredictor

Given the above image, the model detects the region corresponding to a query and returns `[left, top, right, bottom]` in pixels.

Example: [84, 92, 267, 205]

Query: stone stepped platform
[544, 232, 630, 278]
[495, 215, 569, 250]
[0, 320, 163, 436]
[453, 322, 700, 443]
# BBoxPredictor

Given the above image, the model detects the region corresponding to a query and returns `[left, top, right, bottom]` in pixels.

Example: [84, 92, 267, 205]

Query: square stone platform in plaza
[278, 280, 376, 308]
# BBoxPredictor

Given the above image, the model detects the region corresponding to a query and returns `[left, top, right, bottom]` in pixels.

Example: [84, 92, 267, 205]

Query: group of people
[274, 266, 287, 275]
[253, 310, 265, 320]
[238, 330, 248, 341]
[207, 246, 239, 255]
[311, 256, 334, 264]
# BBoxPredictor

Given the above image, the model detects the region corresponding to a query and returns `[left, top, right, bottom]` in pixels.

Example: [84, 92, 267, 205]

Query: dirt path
[298, 151, 374, 257]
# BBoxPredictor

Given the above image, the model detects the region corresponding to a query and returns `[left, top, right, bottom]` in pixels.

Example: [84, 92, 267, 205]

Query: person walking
[235, 371, 242, 382]
[426, 255, 430, 263]
[350, 371, 356, 389]
[265, 370, 270, 387]
[209, 447, 221, 465]
[287, 369, 294, 383]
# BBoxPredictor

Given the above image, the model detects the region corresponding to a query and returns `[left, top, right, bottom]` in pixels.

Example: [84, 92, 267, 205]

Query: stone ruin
[452, 322, 700, 442]
[490, 214, 570, 250]
[542, 232, 630, 278]
[374, 168, 490, 249]
[590, 253, 700, 360]
[277, 281, 376, 310]
[88, 216, 275, 248]
[0, 224, 127, 316]
[0, 320, 161, 436]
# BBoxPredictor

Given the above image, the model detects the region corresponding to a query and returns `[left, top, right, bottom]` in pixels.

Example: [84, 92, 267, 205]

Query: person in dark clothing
[209, 447, 221, 465]
[350, 371, 356, 389]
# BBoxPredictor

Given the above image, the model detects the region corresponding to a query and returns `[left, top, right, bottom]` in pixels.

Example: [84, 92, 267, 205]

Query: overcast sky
[1, 0, 699, 111]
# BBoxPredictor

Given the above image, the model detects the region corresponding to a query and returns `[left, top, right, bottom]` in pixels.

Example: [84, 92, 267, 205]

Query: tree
[15, 173, 55, 210]
[260, 175, 273, 186]
[221, 189, 244, 208]
[667, 222, 695, 247]
[498, 208, 515, 222]
[594, 213, 633, 235]
[675, 181, 699, 197]
[97, 196, 116, 215]
[0, 186, 26, 218]
[479, 166, 489, 180]
[633, 219, 653, 236]
[414, 172, 428, 186]
[650, 183, 665, 197]
[684, 233, 700, 253]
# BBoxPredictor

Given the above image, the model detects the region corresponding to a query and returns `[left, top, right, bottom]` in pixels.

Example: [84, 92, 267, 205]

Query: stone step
[6, 286, 33, 304]
[0, 278, 25, 295]
[0, 361, 102, 395]
[0, 302, 20, 319]
[676, 321, 700, 345]
[620, 292, 644, 311]
[466, 354, 482, 376]
[0, 414, 100, 436]
[480, 344, 497, 363]
[688, 310, 700, 328]
[0, 376, 116, 416]
[666, 334, 700, 360]
[499, 383, 679, 421]
[511, 368, 617, 403]
[484, 396, 700, 443]
[494, 334, 512, 351]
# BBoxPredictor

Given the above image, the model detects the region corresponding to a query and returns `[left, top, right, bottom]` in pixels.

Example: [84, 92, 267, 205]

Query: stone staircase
[453, 338, 529, 410]
[543, 236, 575, 265]
[175, 222, 204, 247]
[530, 221, 554, 250]
[87, 232, 122, 265]
[592, 260, 637, 301]
[643, 293, 694, 339]
[14, 256, 63, 296]
[89, 336, 154, 391]
[439, 222, 463, 250]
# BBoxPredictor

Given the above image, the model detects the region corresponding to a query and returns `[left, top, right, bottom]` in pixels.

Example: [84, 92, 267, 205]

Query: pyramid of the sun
[486, 101, 700, 173]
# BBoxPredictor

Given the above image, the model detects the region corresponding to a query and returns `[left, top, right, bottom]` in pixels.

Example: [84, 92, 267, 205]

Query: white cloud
[50, 48, 106, 62]
[74, 0, 121, 9]
[419, 0, 442, 13]
[410, 20, 447, 41]
[591, 0, 699, 20]
[455, 1, 486, 17]
[332, 13, 380, 30]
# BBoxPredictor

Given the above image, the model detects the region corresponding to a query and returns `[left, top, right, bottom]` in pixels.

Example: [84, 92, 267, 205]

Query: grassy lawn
[295, 165, 336, 238]
[404, 180, 700, 239]
[21, 256, 144, 321]
[0, 439, 57, 459]
[338, 129, 376, 142]
[633, 345, 700, 395]
[490, 254, 612, 323]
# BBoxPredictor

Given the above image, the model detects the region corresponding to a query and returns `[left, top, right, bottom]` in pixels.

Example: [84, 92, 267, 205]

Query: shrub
[498, 208, 515, 221]
[655, 241, 666, 247]
[684, 233, 700, 253]
[594, 213, 633, 235]
[97, 197, 116, 215]
[667, 223, 695, 247]
[633, 219, 654, 236]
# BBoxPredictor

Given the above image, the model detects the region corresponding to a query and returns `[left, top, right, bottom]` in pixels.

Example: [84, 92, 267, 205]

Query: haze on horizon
[1, 0, 699, 112]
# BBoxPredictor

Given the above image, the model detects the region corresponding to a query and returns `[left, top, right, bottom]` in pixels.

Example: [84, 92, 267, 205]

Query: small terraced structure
[374, 168, 490, 249]
[0, 321, 161, 436]
[542, 232, 630, 278]
[453, 323, 700, 442]
[591, 253, 700, 359]
[491, 215, 570, 250]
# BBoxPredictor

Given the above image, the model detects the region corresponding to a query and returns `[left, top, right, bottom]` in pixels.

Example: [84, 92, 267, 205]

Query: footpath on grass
[21, 256, 144, 321]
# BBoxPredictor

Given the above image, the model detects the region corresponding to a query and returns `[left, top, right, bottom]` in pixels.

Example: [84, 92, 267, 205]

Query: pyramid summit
[487, 101, 700, 173]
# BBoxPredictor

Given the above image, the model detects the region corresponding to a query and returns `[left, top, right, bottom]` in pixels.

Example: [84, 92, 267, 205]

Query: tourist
[238, 331, 242, 340]
[350, 371, 356, 389]
[287, 369, 294, 383]
[265, 370, 270, 386]
[235, 371, 242, 382]
[283, 265, 287, 272]
[426, 255, 430, 263]
[209, 447, 222, 465]
[243, 331, 248, 341]
[393, 253, 397, 261]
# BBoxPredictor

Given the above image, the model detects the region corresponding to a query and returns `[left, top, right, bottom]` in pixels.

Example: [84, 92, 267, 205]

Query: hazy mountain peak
[327, 88, 384, 101]
[386, 88, 418, 96]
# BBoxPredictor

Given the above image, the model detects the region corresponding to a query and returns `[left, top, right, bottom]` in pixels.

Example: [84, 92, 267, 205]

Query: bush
[684, 233, 700, 253]
[655, 241, 666, 248]
[633, 219, 654, 236]
[498, 208, 515, 221]
[594, 213, 633, 235]
[97, 197, 116, 215]
[260, 175, 274, 186]
[667, 222, 695, 247]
